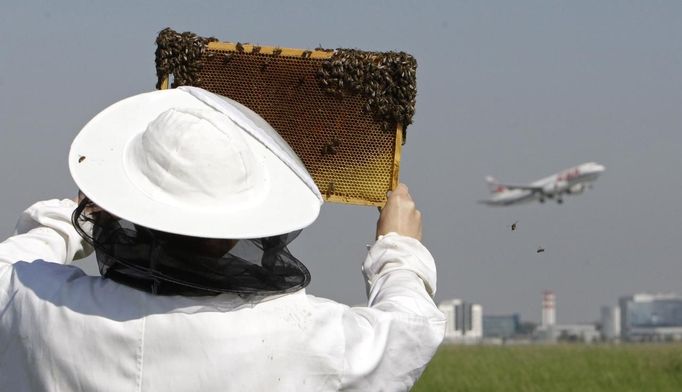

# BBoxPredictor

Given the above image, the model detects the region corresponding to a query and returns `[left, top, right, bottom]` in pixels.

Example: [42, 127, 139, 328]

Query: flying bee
[78, 155, 86, 163]
[536, 247, 545, 254]
[510, 221, 518, 231]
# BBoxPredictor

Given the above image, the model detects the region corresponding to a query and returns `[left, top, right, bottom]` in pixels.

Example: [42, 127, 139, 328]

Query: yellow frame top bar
[208, 42, 335, 59]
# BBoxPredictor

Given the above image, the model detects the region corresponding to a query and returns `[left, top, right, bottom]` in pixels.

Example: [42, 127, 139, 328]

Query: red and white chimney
[542, 290, 556, 327]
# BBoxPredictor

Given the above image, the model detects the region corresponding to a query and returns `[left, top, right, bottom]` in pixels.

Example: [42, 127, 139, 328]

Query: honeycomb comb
[155, 28, 416, 207]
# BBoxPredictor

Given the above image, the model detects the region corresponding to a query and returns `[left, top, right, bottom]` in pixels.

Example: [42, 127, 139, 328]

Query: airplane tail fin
[485, 176, 506, 193]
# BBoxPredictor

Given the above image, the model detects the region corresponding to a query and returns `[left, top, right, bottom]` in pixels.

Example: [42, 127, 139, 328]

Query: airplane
[480, 162, 605, 206]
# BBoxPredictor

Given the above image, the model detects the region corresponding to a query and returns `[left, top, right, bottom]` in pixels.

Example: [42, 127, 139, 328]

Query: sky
[1, 0, 681, 323]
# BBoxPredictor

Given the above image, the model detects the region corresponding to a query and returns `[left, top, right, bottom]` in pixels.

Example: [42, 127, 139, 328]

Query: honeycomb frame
[158, 40, 407, 207]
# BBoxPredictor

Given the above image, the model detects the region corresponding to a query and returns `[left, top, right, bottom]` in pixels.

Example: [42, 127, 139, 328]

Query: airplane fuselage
[482, 162, 605, 206]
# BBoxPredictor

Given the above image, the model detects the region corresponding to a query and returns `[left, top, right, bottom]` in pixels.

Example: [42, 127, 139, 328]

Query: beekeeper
[0, 87, 445, 391]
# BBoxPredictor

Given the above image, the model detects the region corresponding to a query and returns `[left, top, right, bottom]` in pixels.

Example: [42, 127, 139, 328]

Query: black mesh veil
[72, 198, 310, 296]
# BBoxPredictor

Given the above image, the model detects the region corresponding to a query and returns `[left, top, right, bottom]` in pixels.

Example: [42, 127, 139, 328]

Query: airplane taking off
[480, 162, 605, 206]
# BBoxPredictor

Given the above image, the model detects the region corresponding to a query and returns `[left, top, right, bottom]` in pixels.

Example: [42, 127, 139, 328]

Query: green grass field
[412, 344, 682, 392]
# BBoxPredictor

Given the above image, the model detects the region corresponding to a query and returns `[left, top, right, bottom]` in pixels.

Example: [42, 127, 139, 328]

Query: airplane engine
[567, 183, 585, 194]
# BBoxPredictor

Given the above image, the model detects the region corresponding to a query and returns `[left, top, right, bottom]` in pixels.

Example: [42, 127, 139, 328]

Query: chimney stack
[542, 290, 556, 327]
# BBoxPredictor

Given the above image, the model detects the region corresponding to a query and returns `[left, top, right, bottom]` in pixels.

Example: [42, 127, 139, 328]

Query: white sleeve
[0, 199, 94, 270]
[340, 233, 446, 391]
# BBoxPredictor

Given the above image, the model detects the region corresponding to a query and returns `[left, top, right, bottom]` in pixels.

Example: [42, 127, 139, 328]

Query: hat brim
[69, 89, 321, 239]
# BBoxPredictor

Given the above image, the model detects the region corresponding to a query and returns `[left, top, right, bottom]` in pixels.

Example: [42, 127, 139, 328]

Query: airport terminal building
[438, 299, 483, 343]
[619, 293, 682, 342]
[483, 314, 520, 340]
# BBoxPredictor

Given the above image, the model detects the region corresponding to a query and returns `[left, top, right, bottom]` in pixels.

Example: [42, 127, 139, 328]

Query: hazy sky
[2, 1, 681, 323]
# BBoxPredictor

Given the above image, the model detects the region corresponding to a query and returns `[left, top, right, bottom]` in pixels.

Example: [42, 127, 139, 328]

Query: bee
[326, 182, 335, 198]
[223, 53, 233, 64]
[536, 247, 545, 254]
[321, 138, 341, 155]
[315, 44, 333, 53]
[235, 42, 244, 52]
[301, 50, 312, 58]
[252, 45, 261, 54]
[272, 47, 282, 56]
[321, 145, 336, 156]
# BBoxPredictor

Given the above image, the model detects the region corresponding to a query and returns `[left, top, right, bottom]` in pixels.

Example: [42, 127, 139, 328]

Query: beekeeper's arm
[340, 184, 446, 391]
[0, 198, 92, 270]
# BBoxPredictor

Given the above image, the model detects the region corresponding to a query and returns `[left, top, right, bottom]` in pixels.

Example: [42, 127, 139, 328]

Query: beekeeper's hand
[376, 183, 422, 241]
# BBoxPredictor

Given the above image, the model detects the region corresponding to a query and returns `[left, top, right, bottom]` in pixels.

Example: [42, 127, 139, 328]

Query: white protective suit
[0, 199, 445, 391]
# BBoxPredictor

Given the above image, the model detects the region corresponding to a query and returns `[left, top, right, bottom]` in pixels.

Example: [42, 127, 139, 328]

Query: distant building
[554, 324, 600, 343]
[534, 290, 599, 343]
[542, 290, 556, 327]
[600, 305, 621, 341]
[470, 303, 483, 339]
[438, 299, 482, 343]
[438, 299, 462, 339]
[619, 293, 682, 341]
[483, 314, 520, 339]
[536, 290, 558, 342]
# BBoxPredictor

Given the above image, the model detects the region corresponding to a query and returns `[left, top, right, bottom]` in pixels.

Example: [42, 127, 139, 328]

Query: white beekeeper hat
[69, 86, 323, 239]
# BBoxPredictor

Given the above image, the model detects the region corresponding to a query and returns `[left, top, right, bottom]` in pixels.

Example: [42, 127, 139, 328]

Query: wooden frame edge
[159, 75, 169, 90]
[391, 124, 403, 192]
[207, 42, 334, 59]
